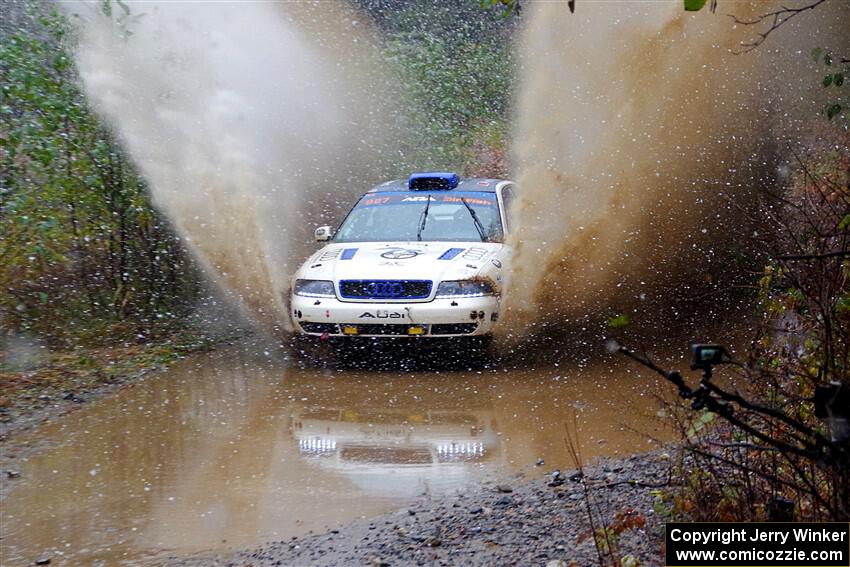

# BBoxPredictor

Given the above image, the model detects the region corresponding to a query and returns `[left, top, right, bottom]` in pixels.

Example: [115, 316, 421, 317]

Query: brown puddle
[0, 344, 680, 565]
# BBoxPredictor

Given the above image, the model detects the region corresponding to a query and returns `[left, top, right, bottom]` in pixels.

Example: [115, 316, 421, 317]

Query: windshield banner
[359, 192, 496, 208]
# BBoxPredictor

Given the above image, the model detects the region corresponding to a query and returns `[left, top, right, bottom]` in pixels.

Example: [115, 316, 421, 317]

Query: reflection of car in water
[289, 172, 516, 341]
[292, 406, 495, 466]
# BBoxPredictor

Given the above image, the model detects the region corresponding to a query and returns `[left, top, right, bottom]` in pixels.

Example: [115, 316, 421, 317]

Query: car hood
[295, 241, 506, 287]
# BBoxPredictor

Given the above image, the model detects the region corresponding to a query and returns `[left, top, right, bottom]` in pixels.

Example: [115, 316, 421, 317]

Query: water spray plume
[68, 1, 402, 331]
[503, 0, 849, 339]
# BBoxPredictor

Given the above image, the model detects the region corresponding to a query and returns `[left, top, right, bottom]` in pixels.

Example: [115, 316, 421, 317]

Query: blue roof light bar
[408, 172, 460, 191]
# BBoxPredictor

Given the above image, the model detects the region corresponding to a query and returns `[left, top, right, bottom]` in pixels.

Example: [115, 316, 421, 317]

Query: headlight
[435, 280, 494, 298]
[293, 279, 336, 298]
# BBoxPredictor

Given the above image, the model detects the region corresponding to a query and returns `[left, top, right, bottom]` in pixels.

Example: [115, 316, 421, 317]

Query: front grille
[339, 280, 432, 300]
[431, 323, 478, 335]
[300, 322, 478, 336]
[355, 324, 411, 336]
[300, 322, 339, 334]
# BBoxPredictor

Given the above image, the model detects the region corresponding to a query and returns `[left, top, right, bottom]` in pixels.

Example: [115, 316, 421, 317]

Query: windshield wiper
[416, 195, 432, 241]
[461, 197, 487, 242]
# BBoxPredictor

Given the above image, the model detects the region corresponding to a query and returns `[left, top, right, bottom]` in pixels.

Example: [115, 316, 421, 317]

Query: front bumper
[291, 295, 500, 337]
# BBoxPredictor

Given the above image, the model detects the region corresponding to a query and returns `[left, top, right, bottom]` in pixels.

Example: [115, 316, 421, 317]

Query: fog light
[341, 325, 358, 335]
[407, 325, 426, 336]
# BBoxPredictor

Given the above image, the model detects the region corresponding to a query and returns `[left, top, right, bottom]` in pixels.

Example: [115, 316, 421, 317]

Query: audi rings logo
[340, 280, 432, 299]
[367, 281, 406, 298]
[380, 248, 420, 260]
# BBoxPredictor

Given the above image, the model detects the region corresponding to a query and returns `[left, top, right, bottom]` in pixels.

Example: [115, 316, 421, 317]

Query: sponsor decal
[380, 248, 420, 260]
[463, 247, 488, 261]
[341, 248, 358, 260]
[362, 196, 391, 206]
[319, 249, 341, 261]
[360, 311, 406, 319]
[491, 258, 502, 268]
[440, 195, 494, 206]
[438, 247, 465, 260]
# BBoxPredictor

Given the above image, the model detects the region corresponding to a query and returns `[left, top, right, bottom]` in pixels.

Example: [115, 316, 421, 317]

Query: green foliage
[685, 410, 716, 441]
[380, 1, 515, 174]
[479, 0, 518, 16]
[811, 48, 848, 122]
[683, 0, 707, 12]
[607, 313, 630, 329]
[0, 6, 201, 346]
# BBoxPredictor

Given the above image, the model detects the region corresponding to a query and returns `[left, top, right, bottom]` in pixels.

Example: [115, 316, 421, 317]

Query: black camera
[690, 344, 730, 370]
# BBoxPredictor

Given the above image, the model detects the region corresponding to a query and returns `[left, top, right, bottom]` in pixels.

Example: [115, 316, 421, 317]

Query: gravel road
[169, 451, 675, 567]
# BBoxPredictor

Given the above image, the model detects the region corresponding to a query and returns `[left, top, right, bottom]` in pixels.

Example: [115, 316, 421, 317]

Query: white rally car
[290, 172, 516, 340]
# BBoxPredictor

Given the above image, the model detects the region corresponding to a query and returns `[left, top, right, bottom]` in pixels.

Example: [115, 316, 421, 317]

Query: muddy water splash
[70, 2, 401, 330]
[504, 1, 848, 336]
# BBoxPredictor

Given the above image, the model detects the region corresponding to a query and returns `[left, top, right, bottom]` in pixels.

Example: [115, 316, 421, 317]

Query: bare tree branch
[778, 250, 850, 261]
[728, 0, 828, 54]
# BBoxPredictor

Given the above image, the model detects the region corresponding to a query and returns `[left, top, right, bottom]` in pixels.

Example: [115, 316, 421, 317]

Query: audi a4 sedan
[289, 172, 516, 342]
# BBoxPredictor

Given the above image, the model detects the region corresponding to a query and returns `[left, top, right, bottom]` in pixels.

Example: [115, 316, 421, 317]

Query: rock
[494, 496, 513, 507]
[569, 471, 584, 482]
[469, 506, 483, 514]
[547, 470, 566, 487]
[35, 555, 51, 565]
[6, 470, 21, 479]
[495, 484, 513, 493]
[407, 509, 416, 516]
[426, 537, 441, 547]
[569, 492, 584, 501]
[535, 458, 545, 466]
[546, 561, 567, 567]
[372, 559, 390, 567]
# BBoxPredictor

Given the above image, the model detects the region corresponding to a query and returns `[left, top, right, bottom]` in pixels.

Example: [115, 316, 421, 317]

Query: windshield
[334, 191, 503, 243]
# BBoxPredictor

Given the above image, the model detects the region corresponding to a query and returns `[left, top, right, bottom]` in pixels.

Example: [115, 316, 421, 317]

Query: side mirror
[314, 226, 333, 242]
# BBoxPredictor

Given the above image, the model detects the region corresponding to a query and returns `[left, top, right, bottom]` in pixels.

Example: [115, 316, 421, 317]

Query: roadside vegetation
[358, 0, 515, 175]
[0, 6, 230, 429]
[662, 129, 850, 522]
[1, 8, 203, 349]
